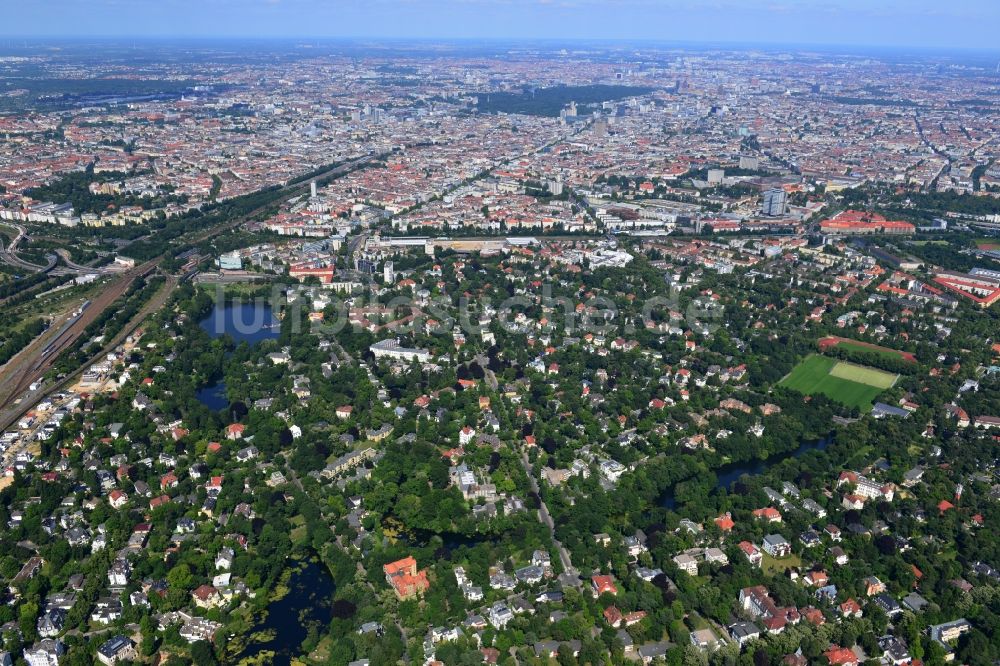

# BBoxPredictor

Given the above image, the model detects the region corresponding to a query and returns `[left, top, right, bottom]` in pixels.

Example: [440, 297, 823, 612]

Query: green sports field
[828, 360, 898, 388]
[779, 355, 897, 410]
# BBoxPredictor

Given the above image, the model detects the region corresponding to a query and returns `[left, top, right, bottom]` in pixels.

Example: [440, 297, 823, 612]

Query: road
[914, 111, 952, 190]
[329, 338, 352, 366]
[519, 449, 580, 584]
[0, 223, 117, 275]
[0, 222, 50, 272]
[474, 354, 499, 390]
[347, 231, 368, 255]
[54, 249, 126, 275]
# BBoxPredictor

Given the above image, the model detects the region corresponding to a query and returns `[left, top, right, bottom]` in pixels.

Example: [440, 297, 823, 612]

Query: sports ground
[779, 355, 898, 411]
[816, 336, 917, 363]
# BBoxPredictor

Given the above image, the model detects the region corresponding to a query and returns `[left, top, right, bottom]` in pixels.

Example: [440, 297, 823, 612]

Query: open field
[829, 360, 898, 389]
[780, 354, 896, 410]
[817, 335, 917, 363]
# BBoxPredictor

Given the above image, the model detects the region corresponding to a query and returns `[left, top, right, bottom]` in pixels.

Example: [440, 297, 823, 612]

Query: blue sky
[5, 0, 1000, 50]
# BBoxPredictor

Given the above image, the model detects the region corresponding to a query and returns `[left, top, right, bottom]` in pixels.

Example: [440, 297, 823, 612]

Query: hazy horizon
[4, 0, 1000, 52]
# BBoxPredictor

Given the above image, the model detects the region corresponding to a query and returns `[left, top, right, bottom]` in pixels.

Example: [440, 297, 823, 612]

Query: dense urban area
[0, 38, 998, 666]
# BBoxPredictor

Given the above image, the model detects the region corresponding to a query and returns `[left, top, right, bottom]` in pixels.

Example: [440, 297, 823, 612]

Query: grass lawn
[828, 360, 898, 389]
[687, 612, 712, 631]
[309, 636, 333, 663]
[845, 445, 874, 469]
[685, 576, 711, 590]
[762, 553, 802, 575]
[196, 280, 274, 295]
[288, 515, 308, 543]
[818, 336, 916, 363]
[0, 225, 16, 243]
[780, 355, 893, 411]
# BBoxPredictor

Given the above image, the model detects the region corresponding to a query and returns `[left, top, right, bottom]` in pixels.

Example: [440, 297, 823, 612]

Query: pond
[402, 528, 496, 560]
[235, 559, 335, 665]
[196, 381, 228, 411]
[199, 302, 279, 345]
[661, 436, 831, 509]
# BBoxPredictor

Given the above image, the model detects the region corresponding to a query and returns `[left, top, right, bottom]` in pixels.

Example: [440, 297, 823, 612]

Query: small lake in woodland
[661, 436, 831, 509]
[196, 381, 228, 411]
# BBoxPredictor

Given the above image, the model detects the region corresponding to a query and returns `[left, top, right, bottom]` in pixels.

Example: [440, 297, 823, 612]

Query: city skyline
[4, 0, 1000, 51]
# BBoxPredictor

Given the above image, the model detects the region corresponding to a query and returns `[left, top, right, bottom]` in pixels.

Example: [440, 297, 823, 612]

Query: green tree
[191, 639, 218, 666]
[167, 563, 193, 590]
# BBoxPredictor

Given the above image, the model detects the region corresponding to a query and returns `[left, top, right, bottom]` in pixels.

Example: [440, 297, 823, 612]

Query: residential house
[192, 585, 222, 609]
[762, 534, 792, 558]
[728, 621, 762, 648]
[23, 640, 64, 666]
[824, 646, 859, 666]
[673, 554, 698, 576]
[739, 541, 763, 566]
[591, 575, 618, 597]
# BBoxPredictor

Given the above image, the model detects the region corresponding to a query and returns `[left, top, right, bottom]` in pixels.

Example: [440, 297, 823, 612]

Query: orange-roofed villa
[384, 556, 430, 600]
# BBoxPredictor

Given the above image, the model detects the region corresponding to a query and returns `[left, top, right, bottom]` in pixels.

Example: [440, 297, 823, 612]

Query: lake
[661, 436, 831, 509]
[235, 559, 335, 665]
[196, 381, 228, 411]
[199, 302, 279, 345]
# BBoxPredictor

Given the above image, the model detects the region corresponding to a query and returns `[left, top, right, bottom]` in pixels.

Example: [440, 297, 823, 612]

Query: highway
[0, 222, 112, 275]
[54, 249, 128, 275]
[0, 222, 50, 272]
[0, 154, 376, 276]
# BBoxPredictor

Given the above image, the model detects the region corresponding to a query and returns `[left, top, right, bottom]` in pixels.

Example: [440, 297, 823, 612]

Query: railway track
[0, 274, 179, 433]
[0, 259, 158, 406]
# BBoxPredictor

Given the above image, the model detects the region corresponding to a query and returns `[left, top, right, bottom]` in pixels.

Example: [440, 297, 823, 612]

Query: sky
[5, 0, 1000, 51]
